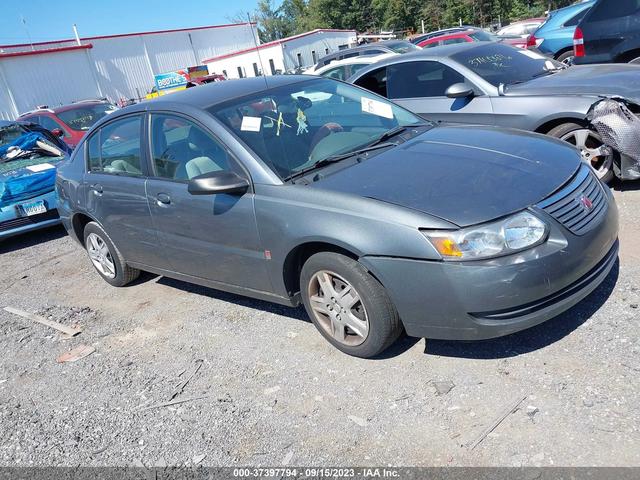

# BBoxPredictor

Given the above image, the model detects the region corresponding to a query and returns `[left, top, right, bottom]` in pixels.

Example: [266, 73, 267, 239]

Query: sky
[0, 0, 265, 46]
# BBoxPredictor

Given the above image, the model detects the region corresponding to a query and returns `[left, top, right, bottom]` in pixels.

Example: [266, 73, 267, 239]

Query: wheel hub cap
[561, 128, 613, 180]
[86, 232, 116, 279]
[308, 270, 369, 346]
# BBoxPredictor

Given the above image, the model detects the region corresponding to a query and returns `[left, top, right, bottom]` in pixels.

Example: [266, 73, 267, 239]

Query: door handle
[90, 183, 103, 195]
[156, 193, 171, 205]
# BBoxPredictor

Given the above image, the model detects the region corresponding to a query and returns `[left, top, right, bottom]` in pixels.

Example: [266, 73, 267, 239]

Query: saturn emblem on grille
[579, 194, 593, 211]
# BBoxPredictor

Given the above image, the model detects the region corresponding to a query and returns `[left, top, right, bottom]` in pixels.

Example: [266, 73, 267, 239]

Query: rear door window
[564, 8, 589, 26]
[88, 115, 143, 176]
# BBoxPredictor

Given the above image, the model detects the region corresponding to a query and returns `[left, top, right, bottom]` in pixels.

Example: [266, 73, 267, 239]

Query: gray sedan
[56, 76, 618, 358]
[348, 42, 640, 183]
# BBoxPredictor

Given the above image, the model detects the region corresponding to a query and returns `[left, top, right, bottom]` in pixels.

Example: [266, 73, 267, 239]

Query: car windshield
[0, 123, 25, 148]
[468, 30, 498, 41]
[212, 78, 424, 180]
[452, 43, 563, 86]
[57, 104, 116, 131]
[386, 41, 420, 54]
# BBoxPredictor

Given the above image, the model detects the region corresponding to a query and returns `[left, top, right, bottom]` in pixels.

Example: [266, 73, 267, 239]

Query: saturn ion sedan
[56, 76, 619, 358]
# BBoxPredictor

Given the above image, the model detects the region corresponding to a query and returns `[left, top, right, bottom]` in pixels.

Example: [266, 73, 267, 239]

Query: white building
[203, 29, 357, 79]
[0, 23, 259, 120]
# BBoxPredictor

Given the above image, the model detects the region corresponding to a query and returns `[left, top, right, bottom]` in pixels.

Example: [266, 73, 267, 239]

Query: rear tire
[300, 252, 402, 358]
[83, 221, 140, 287]
[548, 122, 615, 184]
[556, 50, 575, 65]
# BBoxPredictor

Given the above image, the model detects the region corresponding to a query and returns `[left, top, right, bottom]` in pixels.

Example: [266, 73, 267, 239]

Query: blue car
[528, 0, 595, 64]
[0, 120, 71, 240]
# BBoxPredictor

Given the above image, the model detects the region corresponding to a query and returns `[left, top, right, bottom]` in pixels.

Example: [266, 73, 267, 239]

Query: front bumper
[360, 185, 619, 340]
[0, 189, 60, 240]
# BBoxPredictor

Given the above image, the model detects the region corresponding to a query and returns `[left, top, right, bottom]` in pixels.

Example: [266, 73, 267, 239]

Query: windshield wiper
[367, 122, 431, 148]
[285, 142, 398, 181]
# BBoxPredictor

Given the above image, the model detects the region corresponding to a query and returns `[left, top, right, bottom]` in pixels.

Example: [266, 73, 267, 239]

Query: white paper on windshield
[241, 116, 262, 132]
[26, 163, 55, 172]
[361, 97, 394, 119]
[518, 49, 545, 60]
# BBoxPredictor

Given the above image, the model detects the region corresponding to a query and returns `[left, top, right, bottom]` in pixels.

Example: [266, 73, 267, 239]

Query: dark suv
[573, 0, 640, 64]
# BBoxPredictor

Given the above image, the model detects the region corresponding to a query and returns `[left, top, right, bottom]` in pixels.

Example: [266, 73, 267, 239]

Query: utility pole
[20, 16, 35, 51]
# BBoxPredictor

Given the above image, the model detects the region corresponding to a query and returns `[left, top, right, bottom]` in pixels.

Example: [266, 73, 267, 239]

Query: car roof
[314, 52, 397, 71]
[135, 75, 313, 113]
[504, 17, 546, 26]
[420, 28, 482, 42]
[549, 0, 594, 18]
[351, 41, 499, 70]
[19, 100, 110, 117]
[315, 43, 393, 63]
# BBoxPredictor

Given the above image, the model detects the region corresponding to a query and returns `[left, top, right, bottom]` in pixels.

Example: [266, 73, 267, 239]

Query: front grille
[537, 165, 607, 236]
[0, 209, 59, 233]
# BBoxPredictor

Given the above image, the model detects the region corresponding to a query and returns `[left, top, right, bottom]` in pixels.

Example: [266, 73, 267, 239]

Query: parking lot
[0, 183, 637, 468]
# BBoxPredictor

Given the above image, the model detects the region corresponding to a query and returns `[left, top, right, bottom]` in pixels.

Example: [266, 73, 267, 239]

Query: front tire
[548, 122, 615, 183]
[83, 222, 140, 287]
[300, 252, 402, 358]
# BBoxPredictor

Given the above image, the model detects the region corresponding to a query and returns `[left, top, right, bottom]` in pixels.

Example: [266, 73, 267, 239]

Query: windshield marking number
[361, 97, 394, 119]
[240, 116, 262, 133]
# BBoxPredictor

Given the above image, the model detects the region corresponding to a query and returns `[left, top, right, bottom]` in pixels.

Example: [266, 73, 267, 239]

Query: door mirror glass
[188, 170, 249, 196]
[445, 83, 475, 99]
[51, 128, 64, 138]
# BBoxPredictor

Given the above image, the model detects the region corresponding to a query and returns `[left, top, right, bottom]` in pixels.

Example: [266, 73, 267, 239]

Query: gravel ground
[0, 185, 639, 468]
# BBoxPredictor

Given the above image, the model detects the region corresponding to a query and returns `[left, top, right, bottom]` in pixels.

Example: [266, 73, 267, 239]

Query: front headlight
[423, 211, 548, 261]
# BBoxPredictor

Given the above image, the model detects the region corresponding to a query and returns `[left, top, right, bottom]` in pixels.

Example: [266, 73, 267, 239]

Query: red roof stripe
[0, 22, 256, 49]
[202, 29, 355, 63]
[0, 43, 93, 58]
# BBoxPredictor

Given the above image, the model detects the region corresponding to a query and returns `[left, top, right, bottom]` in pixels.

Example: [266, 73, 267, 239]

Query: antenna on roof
[247, 13, 269, 88]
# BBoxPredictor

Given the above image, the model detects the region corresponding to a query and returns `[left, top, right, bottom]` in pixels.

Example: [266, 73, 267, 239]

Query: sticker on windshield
[26, 163, 55, 172]
[240, 116, 262, 132]
[361, 97, 393, 119]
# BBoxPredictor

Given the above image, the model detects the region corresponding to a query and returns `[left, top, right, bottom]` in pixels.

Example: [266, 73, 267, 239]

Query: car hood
[505, 64, 640, 104]
[310, 125, 581, 227]
[0, 156, 61, 208]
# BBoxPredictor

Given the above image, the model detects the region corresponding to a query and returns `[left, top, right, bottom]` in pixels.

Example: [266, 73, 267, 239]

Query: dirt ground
[0, 184, 639, 468]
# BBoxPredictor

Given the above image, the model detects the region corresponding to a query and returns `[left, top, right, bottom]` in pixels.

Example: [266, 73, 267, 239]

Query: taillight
[526, 34, 537, 48]
[574, 27, 585, 57]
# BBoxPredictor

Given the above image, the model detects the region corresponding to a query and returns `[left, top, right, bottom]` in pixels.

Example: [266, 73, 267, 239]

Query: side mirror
[188, 170, 249, 196]
[51, 128, 65, 138]
[445, 83, 475, 99]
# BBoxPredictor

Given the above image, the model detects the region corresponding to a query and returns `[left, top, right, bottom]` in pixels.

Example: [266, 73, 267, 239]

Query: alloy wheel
[307, 270, 369, 346]
[560, 128, 613, 180]
[86, 232, 116, 279]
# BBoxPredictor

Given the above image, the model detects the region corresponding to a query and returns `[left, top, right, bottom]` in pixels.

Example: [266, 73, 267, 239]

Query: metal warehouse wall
[0, 23, 258, 119]
[282, 31, 356, 71]
[205, 45, 284, 79]
[203, 30, 357, 79]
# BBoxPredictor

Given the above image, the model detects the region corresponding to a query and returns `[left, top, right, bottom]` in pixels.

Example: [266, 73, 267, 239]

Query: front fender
[253, 184, 452, 297]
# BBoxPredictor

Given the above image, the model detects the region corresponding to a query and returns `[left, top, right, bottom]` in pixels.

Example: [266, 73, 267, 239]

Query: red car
[417, 28, 498, 48]
[18, 100, 117, 149]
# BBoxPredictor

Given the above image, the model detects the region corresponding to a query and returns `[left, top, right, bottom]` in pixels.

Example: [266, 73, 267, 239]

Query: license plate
[20, 200, 47, 216]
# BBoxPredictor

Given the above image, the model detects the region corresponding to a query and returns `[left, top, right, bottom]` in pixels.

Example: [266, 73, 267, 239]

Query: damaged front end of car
[588, 97, 640, 181]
